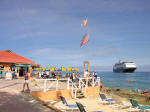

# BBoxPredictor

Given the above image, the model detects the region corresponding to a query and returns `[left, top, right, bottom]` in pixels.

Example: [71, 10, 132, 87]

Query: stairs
[73, 89, 85, 98]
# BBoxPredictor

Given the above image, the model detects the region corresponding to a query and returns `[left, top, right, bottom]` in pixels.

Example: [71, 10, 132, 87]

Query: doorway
[19, 67, 29, 77]
[19, 67, 24, 76]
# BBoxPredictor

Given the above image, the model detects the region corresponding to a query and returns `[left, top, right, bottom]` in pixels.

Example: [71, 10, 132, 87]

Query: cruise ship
[113, 60, 136, 73]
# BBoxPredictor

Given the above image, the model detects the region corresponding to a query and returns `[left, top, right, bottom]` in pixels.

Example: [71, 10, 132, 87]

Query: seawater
[98, 72, 150, 91]
[36, 71, 150, 91]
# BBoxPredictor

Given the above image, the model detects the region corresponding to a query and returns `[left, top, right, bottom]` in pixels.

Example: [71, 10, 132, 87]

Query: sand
[1, 78, 150, 112]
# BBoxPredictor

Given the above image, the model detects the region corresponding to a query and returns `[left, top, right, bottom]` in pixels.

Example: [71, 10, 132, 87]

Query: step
[76, 95, 85, 98]
[77, 93, 83, 95]
[73, 90, 82, 93]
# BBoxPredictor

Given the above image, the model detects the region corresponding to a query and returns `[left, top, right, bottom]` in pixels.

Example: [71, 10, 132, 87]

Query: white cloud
[92, 46, 121, 57]
[26, 46, 121, 66]
[31, 48, 85, 60]
[12, 31, 49, 39]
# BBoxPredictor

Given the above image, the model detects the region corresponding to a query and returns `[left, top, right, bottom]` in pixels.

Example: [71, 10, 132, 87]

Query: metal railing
[29, 77, 100, 98]
[29, 78, 70, 92]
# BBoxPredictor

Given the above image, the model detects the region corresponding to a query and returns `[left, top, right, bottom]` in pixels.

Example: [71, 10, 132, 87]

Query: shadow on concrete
[0, 83, 20, 89]
[0, 91, 41, 112]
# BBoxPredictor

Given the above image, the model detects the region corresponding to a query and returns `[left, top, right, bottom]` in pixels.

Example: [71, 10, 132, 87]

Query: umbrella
[42, 67, 46, 72]
[48, 67, 51, 71]
[62, 67, 67, 71]
[67, 67, 72, 72]
[57, 67, 62, 71]
[73, 67, 79, 72]
[67, 67, 79, 72]
[50, 67, 55, 71]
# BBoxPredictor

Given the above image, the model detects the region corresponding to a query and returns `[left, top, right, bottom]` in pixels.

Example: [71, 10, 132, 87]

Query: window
[11, 65, 16, 71]
[0, 66, 4, 70]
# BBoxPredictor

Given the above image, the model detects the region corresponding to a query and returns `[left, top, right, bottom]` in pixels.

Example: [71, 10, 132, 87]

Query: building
[0, 49, 35, 78]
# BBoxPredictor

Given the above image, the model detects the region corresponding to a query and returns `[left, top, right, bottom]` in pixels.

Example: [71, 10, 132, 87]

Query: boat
[113, 60, 136, 73]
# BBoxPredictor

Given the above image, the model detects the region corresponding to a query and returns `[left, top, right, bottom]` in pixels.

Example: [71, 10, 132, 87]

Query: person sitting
[12, 72, 17, 79]
[42, 72, 47, 79]
[51, 72, 56, 78]
[65, 73, 69, 78]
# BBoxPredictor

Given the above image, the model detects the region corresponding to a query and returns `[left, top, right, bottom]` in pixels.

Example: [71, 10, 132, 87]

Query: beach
[0, 78, 150, 112]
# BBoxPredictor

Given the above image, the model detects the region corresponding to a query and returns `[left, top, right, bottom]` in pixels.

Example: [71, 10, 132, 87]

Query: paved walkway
[0, 90, 41, 112]
[0, 79, 55, 112]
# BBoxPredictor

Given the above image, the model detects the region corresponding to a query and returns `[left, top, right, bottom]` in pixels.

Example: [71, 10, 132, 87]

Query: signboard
[6, 72, 12, 80]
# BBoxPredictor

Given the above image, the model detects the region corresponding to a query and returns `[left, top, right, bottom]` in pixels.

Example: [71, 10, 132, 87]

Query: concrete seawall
[32, 86, 100, 101]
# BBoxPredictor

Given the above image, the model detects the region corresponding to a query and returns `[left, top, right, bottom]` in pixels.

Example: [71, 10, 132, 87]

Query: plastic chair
[76, 102, 103, 112]
[130, 99, 150, 111]
[60, 96, 78, 108]
[100, 93, 115, 104]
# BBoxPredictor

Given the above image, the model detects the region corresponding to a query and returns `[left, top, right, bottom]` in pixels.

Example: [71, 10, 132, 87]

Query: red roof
[0, 49, 35, 64]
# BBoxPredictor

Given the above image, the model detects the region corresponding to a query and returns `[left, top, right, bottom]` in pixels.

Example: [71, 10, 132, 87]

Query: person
[100, 81, 103, 91]
[65, 73, 69, 78]
[72, 72, 76, 82]
[22, 71, 30, 92]
[76, 72, 79, 81]
[51, 72, 56, 78]
[137, 88, 142, 94]
[92, 70, 98, 78]
[84, 70, 89, 78]
[42, 72, 47, 79]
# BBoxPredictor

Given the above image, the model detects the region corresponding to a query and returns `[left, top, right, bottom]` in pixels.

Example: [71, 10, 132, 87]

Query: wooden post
[92, 77, 94, 87]
[56, 79, 59, 91]
[83, 61, 90, 73]
[79, 78, 81, 89]
[67, 78, 70, 89]
[18, 67, 20, 78]
[44, 79, 47, 92]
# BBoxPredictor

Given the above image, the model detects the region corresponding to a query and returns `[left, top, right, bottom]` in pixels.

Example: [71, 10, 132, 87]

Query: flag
[81, 18, 88, 26]
[80, 33, 89, 46]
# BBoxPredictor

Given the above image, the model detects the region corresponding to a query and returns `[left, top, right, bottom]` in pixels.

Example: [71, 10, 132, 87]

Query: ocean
[34, 71, 150, 92]
[98, 72, 150, 92]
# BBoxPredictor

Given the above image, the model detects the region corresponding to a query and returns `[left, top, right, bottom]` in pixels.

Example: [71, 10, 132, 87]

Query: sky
[0, 0, 150, 71]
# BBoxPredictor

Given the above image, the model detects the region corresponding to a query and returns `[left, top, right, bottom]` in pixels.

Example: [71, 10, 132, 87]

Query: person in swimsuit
[100, 81, 103, 91]
[22, 71, 30, 92]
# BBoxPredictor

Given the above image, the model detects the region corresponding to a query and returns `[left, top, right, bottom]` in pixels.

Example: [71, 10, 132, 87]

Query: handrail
[29, 77, 100, 97]
[69, 79, 78, 98]
[29, 78, 70, 92]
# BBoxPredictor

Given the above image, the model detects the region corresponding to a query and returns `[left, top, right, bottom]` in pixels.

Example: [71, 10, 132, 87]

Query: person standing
[84, 70, 89, 78]
[22, 71, 30, 92]
[92, 70, 98, 78]
[72, 72, 76, 82]
[76, 72, 79, 81]
[100, 81, 103, 91]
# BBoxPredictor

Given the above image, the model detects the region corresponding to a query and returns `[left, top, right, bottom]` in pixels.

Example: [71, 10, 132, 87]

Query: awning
[15, 64, 31, 67]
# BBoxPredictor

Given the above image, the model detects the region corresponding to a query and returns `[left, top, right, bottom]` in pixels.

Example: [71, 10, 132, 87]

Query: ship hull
[113, 68, 136, 73]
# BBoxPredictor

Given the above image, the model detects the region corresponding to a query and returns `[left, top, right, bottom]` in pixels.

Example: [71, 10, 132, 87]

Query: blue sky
[0, 0, 150, 71]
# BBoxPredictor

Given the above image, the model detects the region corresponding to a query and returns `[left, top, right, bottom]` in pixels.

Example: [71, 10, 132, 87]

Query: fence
[29, 77, 100, 98]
